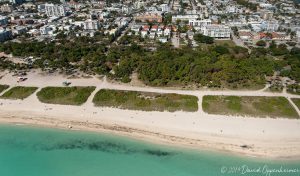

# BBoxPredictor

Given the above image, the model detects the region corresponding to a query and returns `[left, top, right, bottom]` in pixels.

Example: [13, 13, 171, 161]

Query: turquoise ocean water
[0, 124, 299, 176]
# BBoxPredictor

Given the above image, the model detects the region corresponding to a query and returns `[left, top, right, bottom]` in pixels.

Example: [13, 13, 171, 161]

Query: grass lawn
[214, 40, 236, 47]
[93, 89, 198, 112]
[202, 95, 299, 119]
[0, 85, 9, 94]
[37, 86, 96, 105]
[291, 98, 300, 110]
[1, 86, 38, 100]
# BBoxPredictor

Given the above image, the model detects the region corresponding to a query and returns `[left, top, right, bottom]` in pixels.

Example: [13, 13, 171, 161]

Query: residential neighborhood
[0, 0, 298, 47]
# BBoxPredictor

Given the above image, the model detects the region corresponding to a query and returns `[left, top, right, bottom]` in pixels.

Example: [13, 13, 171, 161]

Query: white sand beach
[1, 70, 300, 160]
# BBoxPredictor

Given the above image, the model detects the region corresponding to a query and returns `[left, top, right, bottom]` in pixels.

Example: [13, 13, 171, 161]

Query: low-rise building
[12, 26, 27, 35]
[261, 20, 279, 32]
[141, 29, 148, 38]
[149, 31, 156, 39]
[37, 4, 45, 12]
[121, 6, 132, 14]
[58, 25, 73, 31]
[172, 15, 199, 23]
[159, 4, 170, 12]
[135, 12, 162, 23]
[202, 25, 231, 38]
[114, 17, 130, 27]
[0, 4, 13, 13]
[260, 10, 273, 20]
[151, 25, 158, 32]
[156, 26, 164, 37]
[189, 19, 211, 27]
[249, 22, 263, 32]
[164, 26, 171, 37]
[238, 30, 253, 40]
[158, 37, 168, 43]
[40, 25, 53, 35]
[131, 25, 141, 34]
[0, 16, 8, 26]
[142, 25, 150, 31]
[271, 32, 290, 41]
[0, 29, 12, 42]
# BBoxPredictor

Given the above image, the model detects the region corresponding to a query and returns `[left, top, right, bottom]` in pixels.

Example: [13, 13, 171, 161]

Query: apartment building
[261, 20, 279, 32]
[45, 3, 66, 17]
[83, 19, 100, 30]
[202, 25, 231, 38]
[260, 10, 273, 20]
[189, 19, 212, 27]
[172, 15, 199, 23]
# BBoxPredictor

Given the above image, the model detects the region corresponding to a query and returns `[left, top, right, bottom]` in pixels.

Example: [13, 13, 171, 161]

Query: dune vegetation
[93, 89, 198, 112]
[37, 86, 96, 105]
[203, 95, 299, 119]
[1, 86, 38, 100]
[0, 85, 9, 94]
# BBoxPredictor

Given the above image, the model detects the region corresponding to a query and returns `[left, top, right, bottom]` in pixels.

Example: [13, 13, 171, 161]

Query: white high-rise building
[83, 19, 100, 30]
[45, 3, 66, 17]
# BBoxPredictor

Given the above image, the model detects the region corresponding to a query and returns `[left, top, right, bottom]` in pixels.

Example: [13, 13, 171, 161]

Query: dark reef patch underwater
[33, 138, 176, 157]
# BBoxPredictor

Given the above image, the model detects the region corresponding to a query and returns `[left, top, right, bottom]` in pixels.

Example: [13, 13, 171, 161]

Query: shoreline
[1, 70, 300, 161]
[1, 110, 300, 161]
